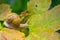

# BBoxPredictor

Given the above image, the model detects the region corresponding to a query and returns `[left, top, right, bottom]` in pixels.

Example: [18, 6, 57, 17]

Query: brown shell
[6, 13, 22, 27]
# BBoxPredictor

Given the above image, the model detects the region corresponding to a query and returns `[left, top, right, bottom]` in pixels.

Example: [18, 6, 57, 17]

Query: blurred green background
[49, 0, 60, 10]
[0, 0, 60, 14]
[0, 0, 29, 14]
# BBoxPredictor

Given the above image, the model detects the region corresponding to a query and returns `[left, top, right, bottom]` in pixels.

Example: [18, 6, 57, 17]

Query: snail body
[4, 11, 28, 30]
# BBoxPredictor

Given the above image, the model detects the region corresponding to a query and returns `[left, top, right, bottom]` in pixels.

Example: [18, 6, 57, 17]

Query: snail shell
[5, 13, 22, 27]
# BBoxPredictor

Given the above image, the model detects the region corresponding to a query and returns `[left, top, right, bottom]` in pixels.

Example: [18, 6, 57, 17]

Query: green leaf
[26, 0, 60, 40]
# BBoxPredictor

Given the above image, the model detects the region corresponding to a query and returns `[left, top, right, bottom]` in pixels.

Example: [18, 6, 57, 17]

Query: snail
[4, 10, 28, 30]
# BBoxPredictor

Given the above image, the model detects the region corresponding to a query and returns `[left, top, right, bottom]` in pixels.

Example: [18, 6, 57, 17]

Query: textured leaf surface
[27, 0, 51, 14]
[26, 0, 60, 40]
